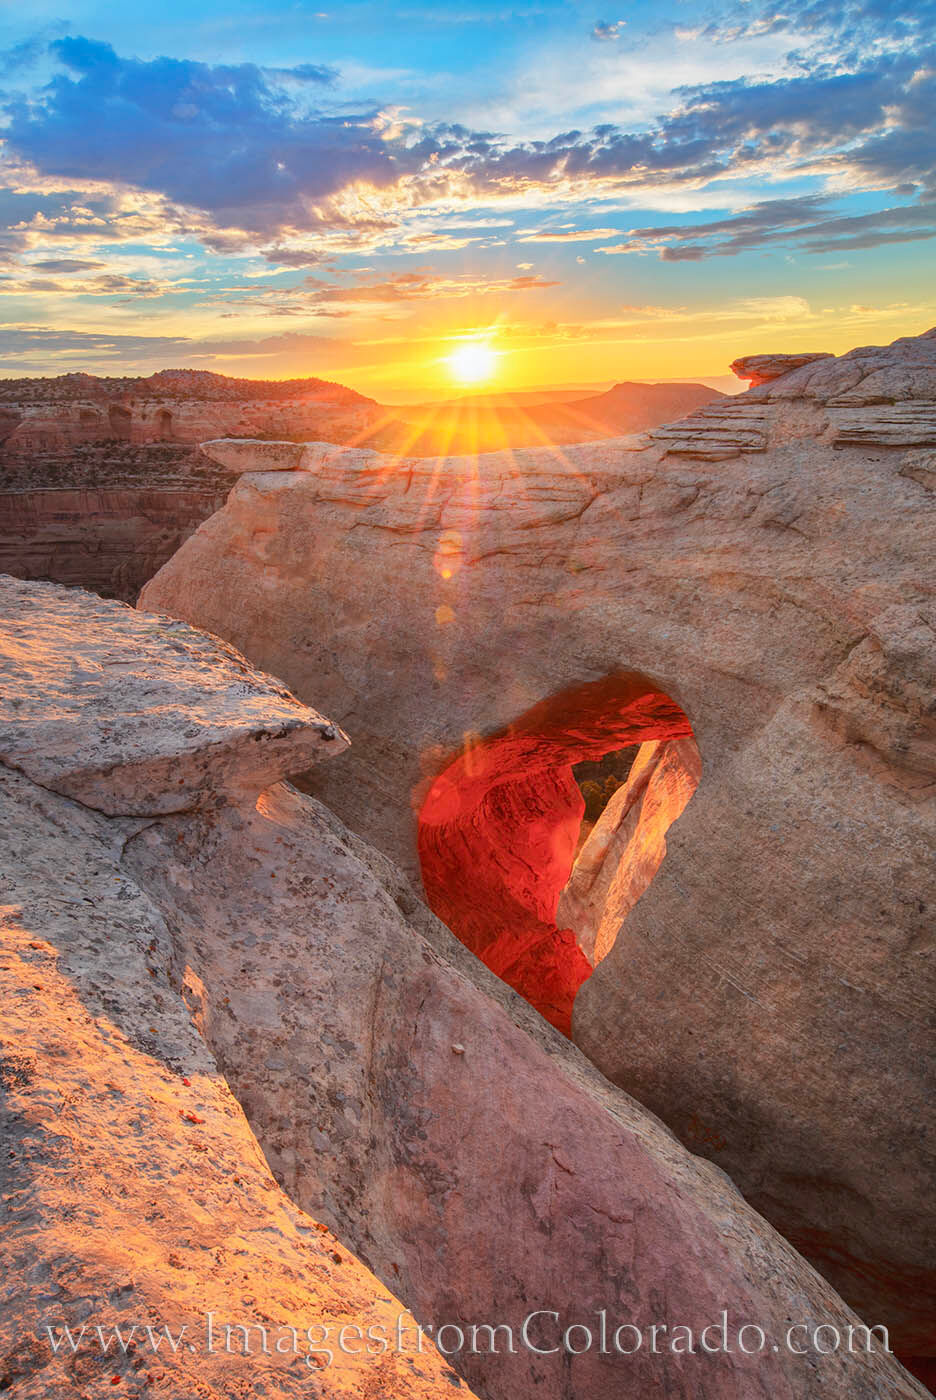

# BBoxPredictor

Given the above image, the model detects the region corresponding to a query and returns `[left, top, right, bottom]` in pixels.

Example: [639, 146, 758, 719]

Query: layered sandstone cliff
[139, 327, 936, 1363]
[0, 368, 383, 451]
[1, 577, 926, 1400]
[0, 441, 230, 602]
[0, 369, 395, 600]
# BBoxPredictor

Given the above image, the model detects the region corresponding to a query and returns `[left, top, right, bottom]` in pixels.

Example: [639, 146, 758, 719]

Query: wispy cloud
[591, 20, 626, 43]
[517, 227, 622, 242]
[196, 269, 560, 319]
[0, 4, 932, 392]
[597, 195, 936, 260]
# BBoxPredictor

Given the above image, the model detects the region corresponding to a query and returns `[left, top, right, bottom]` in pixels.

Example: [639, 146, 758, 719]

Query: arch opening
[155, 408, 173, 440]
[417, 673, 700, 1034]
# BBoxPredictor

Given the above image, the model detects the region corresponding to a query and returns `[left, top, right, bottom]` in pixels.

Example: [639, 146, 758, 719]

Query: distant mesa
[0, 367, 380, 453]
[375, 378, 725, 454]
[0, 365, 722, 456]
[0, 366, 374, 405]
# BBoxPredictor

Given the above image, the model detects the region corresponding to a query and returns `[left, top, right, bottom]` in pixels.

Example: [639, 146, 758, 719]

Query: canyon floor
[1, 331, 934, 1399]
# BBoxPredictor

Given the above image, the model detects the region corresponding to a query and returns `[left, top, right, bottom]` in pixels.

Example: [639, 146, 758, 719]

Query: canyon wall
[0, 368, 385, 452]
[139, 328, 936, 1361]
[0, 444, 231, 602]
[0, 576, 926, 1400]
[0, 484, 227, 601]
[0, 369, 730, 601]
[0, 369, 392, 600]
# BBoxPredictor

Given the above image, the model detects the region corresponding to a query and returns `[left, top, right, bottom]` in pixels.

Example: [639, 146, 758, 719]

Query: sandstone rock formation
[139, 327, 936, 1363]
[0, 487, 227, 603]
[417, 672, 697, 1033]
[1, 576, 926, 1400]
[0, 583, 346, 814]
[557, 736, 701, 967]
[0, 370, 402, 602]
[0, 369, 383, 452]
[0, 581, 462, 1400]
[0, 372, 723, 602]
[730, 352, 834, 385]
[0, 442, 235, 601]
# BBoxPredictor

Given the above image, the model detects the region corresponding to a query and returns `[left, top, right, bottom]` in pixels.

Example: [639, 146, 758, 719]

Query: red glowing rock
[418, 673, 693, 1032]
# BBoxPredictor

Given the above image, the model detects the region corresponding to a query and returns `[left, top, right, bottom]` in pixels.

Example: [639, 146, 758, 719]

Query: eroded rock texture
[0, 581, 464, 1400]
[1, 577, 926, 1400]
[0, 369, 383, 452]
[730, 352, 834, 385]
[0, 581, 346, 814]
[0, 445, 234, 601]
[0, 376, 722, 602]
[0, 485, 228, 602]
[139, 327, 936, 1358]
[0, 370, 390, 602]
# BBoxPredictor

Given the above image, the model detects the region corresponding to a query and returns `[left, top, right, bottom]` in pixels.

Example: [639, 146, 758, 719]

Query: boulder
[138, 328, 936, 1357]
[200, 437, 307, 473]
[0, 577, 927, 1400]
[0, 577, 346, 814]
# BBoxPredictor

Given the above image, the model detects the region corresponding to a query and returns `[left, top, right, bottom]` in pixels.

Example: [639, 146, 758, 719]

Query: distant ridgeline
[0, 368, 383, 454]
[0, 369, 397, 602]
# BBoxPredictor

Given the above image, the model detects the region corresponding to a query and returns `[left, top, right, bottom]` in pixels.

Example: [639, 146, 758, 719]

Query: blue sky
[0, 0, 933, 396]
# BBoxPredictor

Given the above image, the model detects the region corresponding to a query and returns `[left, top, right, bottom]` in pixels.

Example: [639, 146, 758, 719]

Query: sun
[447, 341, 499, 386]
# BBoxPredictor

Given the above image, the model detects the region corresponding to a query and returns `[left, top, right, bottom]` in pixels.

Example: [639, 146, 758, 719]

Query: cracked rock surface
[0, 588, 464, 1400]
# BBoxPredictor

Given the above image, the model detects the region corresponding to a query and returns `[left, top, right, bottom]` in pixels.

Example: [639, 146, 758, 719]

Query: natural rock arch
[417, 671, 699, 1032]
[136, 329, 936, 1359]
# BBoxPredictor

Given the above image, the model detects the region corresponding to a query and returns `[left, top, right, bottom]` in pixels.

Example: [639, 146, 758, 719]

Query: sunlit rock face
[5, 577, 926, 1400]
[0, 578, 462, 1400]
[730, 351, 834, 386]
[138, 328, 936, 1357]
[418, 673, 695, 1032]
[558, 735, 701, 967]
[0, 368, 383, 451]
